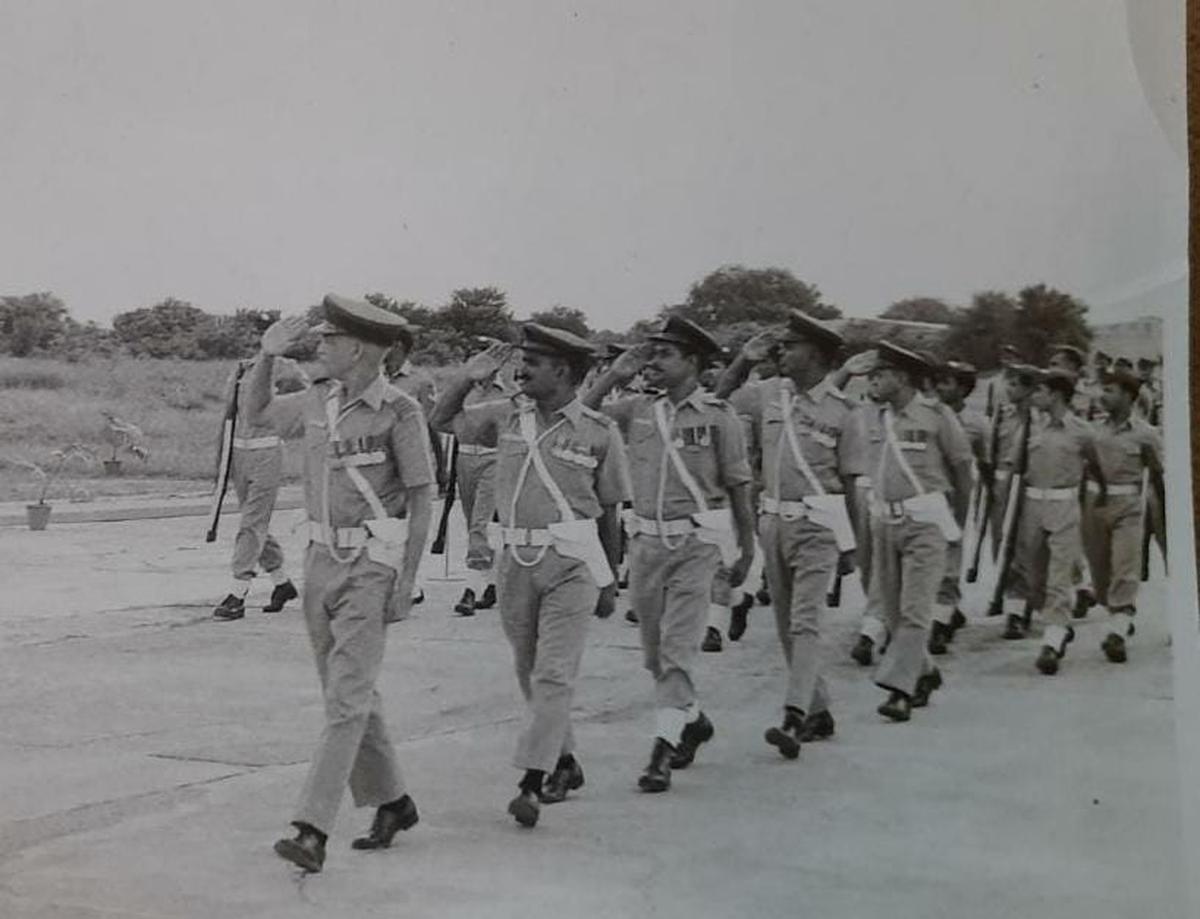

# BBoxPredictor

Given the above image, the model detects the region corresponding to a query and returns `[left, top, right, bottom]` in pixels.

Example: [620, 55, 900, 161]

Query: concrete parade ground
[0, 497, 1190, 919]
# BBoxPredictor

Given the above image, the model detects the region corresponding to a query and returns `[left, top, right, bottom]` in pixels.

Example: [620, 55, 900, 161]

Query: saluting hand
[465, 342, 515, 382]
[260, 315, 311, 357]
[608, 343, 653, 383]
[842, 349, 878, 377]
[740, 330, 777, 363]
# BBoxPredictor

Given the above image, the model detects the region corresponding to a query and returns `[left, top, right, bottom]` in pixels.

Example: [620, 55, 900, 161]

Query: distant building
[1090, 316, 1162, 364]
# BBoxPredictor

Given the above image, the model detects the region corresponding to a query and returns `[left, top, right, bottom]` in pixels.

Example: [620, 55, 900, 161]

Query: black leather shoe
[669, 712, 714, 769]
[755, 586, 771, 606]
[476, 583, 497, 610]
[928, 621, 951, 655]
[799, 710, 835, 742]
[764, 709, 804, 760]
[539, 757, 584, 804]
[701, 626, 722, 653]
[949, 608, 967, 633]
[911, 667, 943, 708]
[507, 790, 540, 827]
[878, 691, 912, 722]
[617, 571, 629, 590]
[1101, 633, 1127, 663]
[352, 795, 419, 850]
[274, 823, 326, 872]
[1072, 588, 1096, 619]
[1036, 645, 1060, 675]
[625, 608, 639, 624]
[638, 738, 674, 792]
[728, 594, 753, 641]
[850, 634, 875, 666]
[411, 589, 425, 606]
[213, 594, 246, 620]
[1003, 614, 1025, 640]
[263, 580, 298, 613]
[454, 588, 476, 617]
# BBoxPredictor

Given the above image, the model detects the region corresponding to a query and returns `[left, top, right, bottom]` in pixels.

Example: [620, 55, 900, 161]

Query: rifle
[431, 438, 459, 555]
[1140, 462, 1167, 581]
[987, 406, 1031, 616]
[826, 574, 842, 608]
[205, 362, 247, 543]
[965, 471, 992, 583]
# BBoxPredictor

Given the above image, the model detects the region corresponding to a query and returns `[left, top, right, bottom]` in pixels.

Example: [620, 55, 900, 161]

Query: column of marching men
[213, 295, 1164, 873]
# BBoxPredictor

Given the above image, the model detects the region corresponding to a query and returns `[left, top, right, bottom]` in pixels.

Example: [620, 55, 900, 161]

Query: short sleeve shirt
[484, 398, 632, 527]
[734, 377, 865, 499]
[263, 376, 436, 527]
[1093, 415, 1161, 485]
[873, 395, 973, 501]
[603, 387, 752, 520]
[389, 362, 437, 420]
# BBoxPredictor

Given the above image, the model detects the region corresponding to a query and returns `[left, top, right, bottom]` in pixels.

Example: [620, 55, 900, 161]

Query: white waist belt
[1087, 481, 1141, 496]
[855, 477, 873, 490]
[499, 526, 554, 547]
[308, 520, 369, 549]
[1024, 486, 1078, 501]
[630, 515, 696, 537]
[759, 496, 811, 519]
[458, 444, 497, 456]
[873, 496, 933, 519]
[233, 435, 281, 450]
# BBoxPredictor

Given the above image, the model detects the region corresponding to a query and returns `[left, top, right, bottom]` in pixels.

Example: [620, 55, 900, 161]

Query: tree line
[0, 265, 1092, 370]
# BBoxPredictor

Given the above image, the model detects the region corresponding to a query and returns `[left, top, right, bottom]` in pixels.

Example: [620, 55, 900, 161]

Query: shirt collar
[785, 376, 838, 403]
[661, 384, 707, 413]
[334, 373, 389, 411]
[393, 359, 414, 377]
[521, 395, 584, 425]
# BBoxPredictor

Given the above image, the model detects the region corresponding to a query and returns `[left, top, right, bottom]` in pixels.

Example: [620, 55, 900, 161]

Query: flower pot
[26, 503, 51, 531]
[103, 460, 123, 477]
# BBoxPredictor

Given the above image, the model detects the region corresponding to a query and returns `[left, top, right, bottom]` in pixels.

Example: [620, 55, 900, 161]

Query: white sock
[932, 603, 954, 626]
[465, 569, 486, 595]
[229, 579, 251, 599]
[1003, 596, 1025, 618]
[1043, 625, 1069, 651]
[268, 568, 290, 587]
[707, 603, 724, 630]
[1109, 611, 1134, 637]
[860, 614, 887, 645]
[655, 707, 689, 747]
[411, 582, 424, 600]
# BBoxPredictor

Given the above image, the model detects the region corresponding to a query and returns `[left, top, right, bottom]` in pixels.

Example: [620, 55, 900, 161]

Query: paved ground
[0, 504, 1190, 918]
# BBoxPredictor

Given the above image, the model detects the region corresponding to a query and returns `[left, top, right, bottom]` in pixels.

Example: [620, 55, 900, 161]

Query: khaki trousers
[230, 446, 283, 579]
[457, 453, 497, 571]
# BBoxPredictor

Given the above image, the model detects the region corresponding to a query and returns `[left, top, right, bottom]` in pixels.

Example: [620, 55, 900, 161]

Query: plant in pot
[100, 412, 150, 476]
[2, 445, 97, 530]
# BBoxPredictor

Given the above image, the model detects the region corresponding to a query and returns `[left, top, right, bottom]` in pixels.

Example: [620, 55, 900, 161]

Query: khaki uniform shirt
[457, 397, 631, 527]
[1007, 412, 1095, 489]
[388, 360, 437, 421]
[1092, 414, 1161, 485]
[872, 395, 973, 502]
[602, 387, 752, 520]
[264, 375, 436, 527]
[957, 405, 991, 468]
[732, 377, 865, 500]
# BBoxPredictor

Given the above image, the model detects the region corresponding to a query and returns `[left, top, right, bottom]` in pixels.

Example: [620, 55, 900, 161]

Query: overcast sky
[0, 1, 1185, 329]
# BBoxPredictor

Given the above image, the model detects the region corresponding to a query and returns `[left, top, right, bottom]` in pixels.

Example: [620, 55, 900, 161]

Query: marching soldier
[583, 317, 755, 791]
[719, 312, 866, 753]
[1083, 368, 1163, 662]
[432, 325, 630, 829]
[999, 369, 1106, 674]
[850, 375, 888, 666]
[1135, 358, 1162, 427]
[247, 296, 435, 873]
[928, 360, 990, 653]
[865, 343, 973, 722]
[990, 363, 1039, 563]
[211, 349, 301, 620]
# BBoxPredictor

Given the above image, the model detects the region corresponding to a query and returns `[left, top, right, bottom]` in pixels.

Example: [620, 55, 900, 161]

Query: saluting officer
[928, 359, 990, 654]
[1000, 369, 1106, 674]
[247, 296, 436, 873]
[583, 316, 755, 791]
[719, 311, 866, 754]
[432, 325, 630, 829]
[1082, 368, 1162, 663]
[865, 343, 974, 723]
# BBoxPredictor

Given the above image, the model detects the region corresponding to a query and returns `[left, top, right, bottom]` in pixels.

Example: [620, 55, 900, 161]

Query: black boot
[928, 621, 951, 655]
[911, 667, 943, 708]
[274, 822, 327, 872]
[728, 594, 753, 641]
[625, 608, 640, 624]
[1073, 587, 1096, 619]
[877, 691, 912, 722]
[701, 626, 723, 653]
[352, 795, 419, 850]
[508, 770, 543, 827]
[1003, 614, 1025, 640]
[949, 608, 967, 633]
[213, 593, 246, 621]
[476, 583, 497, 610]
[764, 707, 804, 760]
[454, 588, 477, 617]
[263, 580, 298, 613]
[850, 634, 875, 666]
[799, 709, 836, 742]
[669, 712, 714, 769]
[539, 754, 585, 803]
[1101, 632, 1127, 663]
[638, 738, 674, 792]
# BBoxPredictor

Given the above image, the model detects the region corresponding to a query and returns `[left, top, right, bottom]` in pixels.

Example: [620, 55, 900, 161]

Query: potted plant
[100, 412, 149, 476]
[2, 445, 97, 530]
